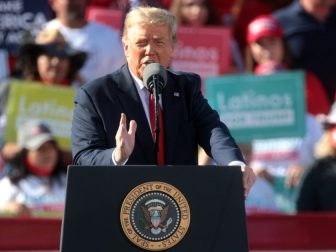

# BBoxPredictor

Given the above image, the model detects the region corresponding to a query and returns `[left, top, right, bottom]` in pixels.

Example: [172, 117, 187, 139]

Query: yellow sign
[5, 81, 75, 150]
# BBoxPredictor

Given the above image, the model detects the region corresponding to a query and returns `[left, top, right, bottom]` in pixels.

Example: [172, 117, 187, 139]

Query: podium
[60, 165, 248, 251]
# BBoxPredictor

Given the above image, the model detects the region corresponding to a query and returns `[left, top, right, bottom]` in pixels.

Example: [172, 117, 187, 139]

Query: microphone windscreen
[143, 63, 167, 92]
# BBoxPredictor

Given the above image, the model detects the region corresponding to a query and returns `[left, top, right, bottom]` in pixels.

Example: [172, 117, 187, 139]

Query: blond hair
[315, 131, 336, 158]
[122, 6, 177, 43]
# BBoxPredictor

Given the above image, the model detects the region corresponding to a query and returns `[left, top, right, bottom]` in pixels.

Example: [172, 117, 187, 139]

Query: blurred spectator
[273, 0, 336, 104]
[245, 15, 324, 212]
[169, 0, 222, 26]
[315, 102, 336, 159]
[210, 0, 275, 56]
[0, 26, 86, 123]
[200, 141, 278, 212]
[297, 102, 336, 211]
[251, 114, 322, 213]
[0, 0, 54, 74]
[46, 0, 125, 83]
[169, 0, 244, 72]
[0, 120, 67, 216]
[16, 27, 87, 86]
[245, 14, 330, 115]
[0, 27, 85, 170]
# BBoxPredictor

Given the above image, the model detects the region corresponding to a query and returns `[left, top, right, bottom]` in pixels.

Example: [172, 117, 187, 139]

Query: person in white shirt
[46, 0, 125, 84]
[0, 120, 67, 216]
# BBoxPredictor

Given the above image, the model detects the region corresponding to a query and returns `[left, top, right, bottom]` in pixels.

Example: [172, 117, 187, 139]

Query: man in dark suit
[71, 6, 255, 196]
[273, 0, 336, 104]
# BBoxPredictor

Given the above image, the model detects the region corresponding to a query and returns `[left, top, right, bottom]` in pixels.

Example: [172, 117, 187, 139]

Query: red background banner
[1, 213, 336, 251]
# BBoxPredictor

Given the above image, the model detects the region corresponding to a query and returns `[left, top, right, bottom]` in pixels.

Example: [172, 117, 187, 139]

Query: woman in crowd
[297, 103, 336, 211]
[0, 120, 67, 216]
[0, 27, 86, 167]
[16, 27, 87, 86]
[169, 0, 221, 26]
[169, 0, 245, 73]
[245, 14, 330, 115]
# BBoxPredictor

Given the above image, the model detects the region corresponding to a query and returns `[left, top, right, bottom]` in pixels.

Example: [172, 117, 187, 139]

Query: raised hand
[114, 113, 137, 164]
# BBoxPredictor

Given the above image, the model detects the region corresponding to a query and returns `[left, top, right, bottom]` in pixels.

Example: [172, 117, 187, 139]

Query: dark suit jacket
[71, 64, 244, 165]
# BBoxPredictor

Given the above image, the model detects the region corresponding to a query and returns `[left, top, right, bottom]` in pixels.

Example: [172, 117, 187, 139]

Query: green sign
[5, 81, 76, 150]
[205, 71, 306, 142]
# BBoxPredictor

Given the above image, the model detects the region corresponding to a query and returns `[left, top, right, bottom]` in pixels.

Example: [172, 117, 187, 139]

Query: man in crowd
[46, 0, 125, 84]
[273, 0, 336, 104]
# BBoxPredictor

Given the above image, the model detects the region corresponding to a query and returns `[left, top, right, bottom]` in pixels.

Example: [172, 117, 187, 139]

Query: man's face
[123, 24, 174, 80]
[50, 0, 87, 22]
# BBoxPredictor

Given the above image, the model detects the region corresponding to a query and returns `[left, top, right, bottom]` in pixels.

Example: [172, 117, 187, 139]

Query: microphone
[143, 63, 167, 165]
[143, 63, 167, 94]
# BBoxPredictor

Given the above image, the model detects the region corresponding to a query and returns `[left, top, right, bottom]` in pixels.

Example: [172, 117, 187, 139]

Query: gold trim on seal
[120, 181, 191, 251]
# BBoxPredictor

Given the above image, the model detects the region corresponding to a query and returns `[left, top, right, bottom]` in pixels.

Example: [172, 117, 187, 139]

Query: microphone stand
[152, 76, 161, 165]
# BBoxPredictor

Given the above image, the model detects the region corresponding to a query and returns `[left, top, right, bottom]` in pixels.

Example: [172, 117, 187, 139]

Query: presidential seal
[120, 181, 191, 251]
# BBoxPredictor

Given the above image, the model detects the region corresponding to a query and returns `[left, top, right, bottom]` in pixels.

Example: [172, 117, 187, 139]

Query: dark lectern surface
[60, 165, 248, 252]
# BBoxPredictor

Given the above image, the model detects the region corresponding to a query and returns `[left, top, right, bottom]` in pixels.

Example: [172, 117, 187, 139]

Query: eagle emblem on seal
[141, 199, 173, 235]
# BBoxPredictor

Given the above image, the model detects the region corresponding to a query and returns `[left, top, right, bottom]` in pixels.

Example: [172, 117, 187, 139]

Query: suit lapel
[117, 65, 154, 163]
[162, 73, 181, 164]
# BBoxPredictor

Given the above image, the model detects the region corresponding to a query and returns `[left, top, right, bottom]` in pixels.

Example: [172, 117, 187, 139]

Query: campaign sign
[86, 7, 124, 32]
[5, 81, 75, 150]
[205, 71, 306, 142]
[0, 0, 53, 56]
[170, 26, 231, 78]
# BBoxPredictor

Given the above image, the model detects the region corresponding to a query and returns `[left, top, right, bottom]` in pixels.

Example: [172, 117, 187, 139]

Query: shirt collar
[129, 67, 146, 91]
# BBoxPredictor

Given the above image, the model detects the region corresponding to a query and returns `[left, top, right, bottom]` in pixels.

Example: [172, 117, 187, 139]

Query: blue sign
[205, 71, 306, 142]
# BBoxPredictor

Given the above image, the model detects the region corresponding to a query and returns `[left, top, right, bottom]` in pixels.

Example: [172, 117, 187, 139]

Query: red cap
[247, 15, 283, 44]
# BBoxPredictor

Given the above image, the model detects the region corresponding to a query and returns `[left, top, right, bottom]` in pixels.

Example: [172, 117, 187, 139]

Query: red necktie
[149, 93, 165, 165]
